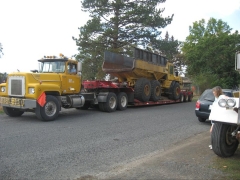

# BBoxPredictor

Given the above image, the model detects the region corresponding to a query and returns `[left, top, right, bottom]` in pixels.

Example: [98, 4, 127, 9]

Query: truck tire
[35, 95, 60, 121]
[78, 101, 91, 110]
[3, 107, 24, 117]
[117, 92, 128, 110]
[211, 123, 239, 157]
[102, 92, 117, 112]
[169, 82, 181, 100]
[134, 78, 151, 102]
[150, 80, 161, 102]
[98, 102, 105, 112]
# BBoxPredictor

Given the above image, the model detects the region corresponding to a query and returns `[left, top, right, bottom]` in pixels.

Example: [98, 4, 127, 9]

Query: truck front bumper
[0, 97, 36, 109]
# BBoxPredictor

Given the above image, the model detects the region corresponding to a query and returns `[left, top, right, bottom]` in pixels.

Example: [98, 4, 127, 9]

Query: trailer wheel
[3, 107, 24, 117]
[117, 92, 128, 110]
[188, 94, 193, 102]
[102, 92, 117, 112]
[150, 80, 161, 102]
[172, 82, 181, 100]
[183, 94, 187, 102]
[35, 95, 60, 121]
[211, 123, 239, 157]
[134, 78, 151, 102]
[180, 94, 184, 102]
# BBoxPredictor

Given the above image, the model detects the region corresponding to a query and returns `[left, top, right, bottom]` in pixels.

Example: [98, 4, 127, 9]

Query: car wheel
[211, 123, 239, 157]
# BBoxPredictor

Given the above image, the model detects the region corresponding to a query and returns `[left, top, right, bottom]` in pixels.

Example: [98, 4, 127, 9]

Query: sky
[0, 0, 240, 73]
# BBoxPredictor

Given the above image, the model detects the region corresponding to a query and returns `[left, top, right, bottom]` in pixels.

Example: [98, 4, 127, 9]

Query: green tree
[154, 31, 184, 76]
[182, 18, 240, 90]
[74, 0, 173, 80]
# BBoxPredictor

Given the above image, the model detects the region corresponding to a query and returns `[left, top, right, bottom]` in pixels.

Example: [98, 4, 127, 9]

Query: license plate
[0, 97, 25, 107]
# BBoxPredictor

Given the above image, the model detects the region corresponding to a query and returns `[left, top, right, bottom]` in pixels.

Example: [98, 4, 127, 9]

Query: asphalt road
[0, 102, 211, 179]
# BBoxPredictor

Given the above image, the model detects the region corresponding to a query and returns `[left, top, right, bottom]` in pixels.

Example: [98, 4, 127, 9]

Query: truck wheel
[150, 80, 161, 102]
[117, 92, 128, 110]
[78, 101, 91, 110]
[98, 102, 105, 112]
[3, 107, 24, 117]
[169, 82, 181, 100]
[102, 92, 117, 112]
[198, 117, 206, 122]
[134, 78, 151, 102]
[35, 95, 60, 121]
[211, 123, 239, 157]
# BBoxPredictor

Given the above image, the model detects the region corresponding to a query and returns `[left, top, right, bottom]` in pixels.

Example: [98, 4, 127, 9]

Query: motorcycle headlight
[0, 86, 6, 92]
[227, 99, 236, 107]
[218, 99, 227, 107]
[28, 87, 35, 94]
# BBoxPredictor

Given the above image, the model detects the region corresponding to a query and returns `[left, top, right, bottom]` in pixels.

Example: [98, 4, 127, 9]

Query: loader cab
[166, 63, 175, 81]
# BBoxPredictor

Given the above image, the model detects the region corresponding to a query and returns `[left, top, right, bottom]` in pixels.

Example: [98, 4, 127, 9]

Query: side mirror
[78, 62, 82, 72]
[235, 52, 240, 72]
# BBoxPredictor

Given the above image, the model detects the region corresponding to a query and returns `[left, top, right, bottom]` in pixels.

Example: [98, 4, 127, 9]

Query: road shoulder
[96, 131, 229, 180]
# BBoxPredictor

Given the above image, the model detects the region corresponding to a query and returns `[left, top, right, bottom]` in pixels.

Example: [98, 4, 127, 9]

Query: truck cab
[0, 54, 85, 121]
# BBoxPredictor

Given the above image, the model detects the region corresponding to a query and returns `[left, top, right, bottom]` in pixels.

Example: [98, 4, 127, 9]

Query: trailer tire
[180, 94, 184, 102]
[211, 123, 239, 157]
[35, 95, 60, 121]
[134, 78, 151, 102]
[102, 92, 117, 112]
[169, 82, 181, 100]
[3, 107, 24, 117]
[150, 80, 161, 102]
[188, 94, 193, 102]
[117, 92, 128, 110]
[183, 94, 187, 102]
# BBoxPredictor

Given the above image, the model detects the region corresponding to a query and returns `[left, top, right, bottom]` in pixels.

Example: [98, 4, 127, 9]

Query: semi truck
[209, 50, 240, 157]
[0, 48, 193, 121]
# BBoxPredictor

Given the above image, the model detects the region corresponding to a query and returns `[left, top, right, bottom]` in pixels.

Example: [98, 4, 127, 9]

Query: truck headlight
[28, 87, 35, 94]
[0, 86, 6, 92]
[218, 98, 236, 107]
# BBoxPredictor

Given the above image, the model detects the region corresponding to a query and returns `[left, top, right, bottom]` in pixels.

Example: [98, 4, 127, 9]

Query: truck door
[61, 63, 81, 94]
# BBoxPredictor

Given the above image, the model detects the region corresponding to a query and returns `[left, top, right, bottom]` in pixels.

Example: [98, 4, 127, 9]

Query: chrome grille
[8, 76, 25, 97]
[11, 79, 22, 95]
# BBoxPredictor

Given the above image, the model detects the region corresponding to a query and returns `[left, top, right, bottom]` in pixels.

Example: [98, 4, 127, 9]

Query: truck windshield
[39, 61, 65, 73]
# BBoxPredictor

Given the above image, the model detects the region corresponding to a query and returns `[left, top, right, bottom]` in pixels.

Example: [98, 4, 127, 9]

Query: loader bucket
[102, 51, 134, 73]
